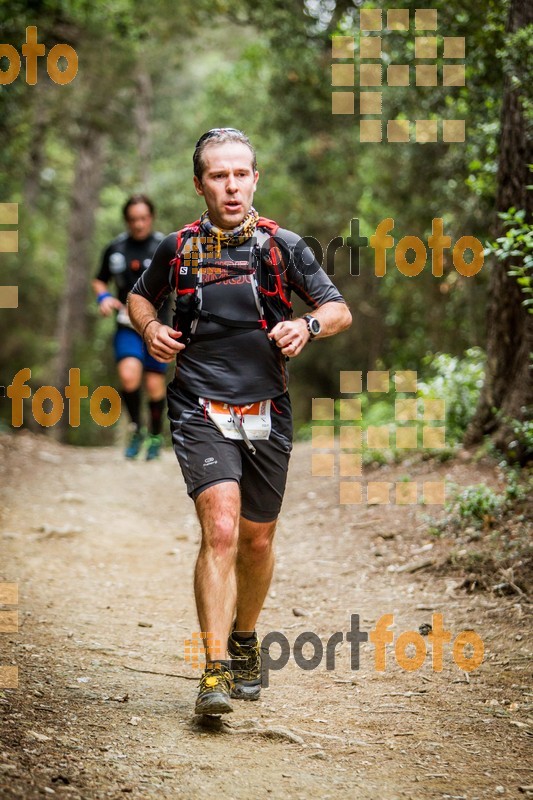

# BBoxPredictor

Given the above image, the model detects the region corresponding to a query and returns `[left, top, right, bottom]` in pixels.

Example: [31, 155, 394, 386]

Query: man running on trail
[93, 195, 168, 460]
[128, 129, 352, 715]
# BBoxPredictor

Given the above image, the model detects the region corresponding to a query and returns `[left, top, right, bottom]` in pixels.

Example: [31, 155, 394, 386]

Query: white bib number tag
[200, 398, 272, 441]
[116, 308, 134, 328]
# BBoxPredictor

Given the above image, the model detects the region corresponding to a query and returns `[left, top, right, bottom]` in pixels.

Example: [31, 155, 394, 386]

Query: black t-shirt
[96, 231, 170, 327]
[131, 227, 347, 404]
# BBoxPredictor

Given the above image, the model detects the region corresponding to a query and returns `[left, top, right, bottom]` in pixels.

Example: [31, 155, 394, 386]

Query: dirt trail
[0, 431, 531, 800]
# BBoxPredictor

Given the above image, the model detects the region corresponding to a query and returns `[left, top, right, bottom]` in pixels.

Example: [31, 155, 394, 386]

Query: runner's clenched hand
[98, 296, 123, 317]
[268, 319, 310, 357]
[144, 323, 185, 362]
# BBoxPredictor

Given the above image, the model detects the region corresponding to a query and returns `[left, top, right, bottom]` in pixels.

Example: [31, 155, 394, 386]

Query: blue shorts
[113, 327, 167, 374]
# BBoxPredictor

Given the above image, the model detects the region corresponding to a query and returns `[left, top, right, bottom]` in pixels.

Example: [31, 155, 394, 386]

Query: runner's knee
[144, 371, 166, 400]
[203, 514, 239, 557]
[121, 376, 141, 392]
[239, 523, 276, 561]
[118, 358, 142, 391]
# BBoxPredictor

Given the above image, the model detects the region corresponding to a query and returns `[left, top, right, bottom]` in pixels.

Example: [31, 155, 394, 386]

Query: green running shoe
[195, 663, 234, 716]
[145, 434, 163, 461]
[228, 630, 261, 701]
[125, 429, 144, 459]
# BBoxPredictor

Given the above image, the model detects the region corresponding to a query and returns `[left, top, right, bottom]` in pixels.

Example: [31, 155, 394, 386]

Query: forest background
[0, 0, 531, 462]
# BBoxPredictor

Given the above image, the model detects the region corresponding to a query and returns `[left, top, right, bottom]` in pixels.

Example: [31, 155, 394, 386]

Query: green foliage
[437, 463, 530, 532]
[485, 206, 533, 314]
[453, 483, 504, 523]
[498, 461, 530, 503]
[499, 414, 533, 465]
[418, 348, 486, 443]
[499, 25, 533, 123]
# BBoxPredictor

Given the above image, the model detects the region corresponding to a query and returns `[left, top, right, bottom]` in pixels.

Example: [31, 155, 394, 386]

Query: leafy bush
[297, 351, 485, 458]
[437, 464, 530, 532]
[454, 483, 504, 522]
[485, 207, 533, 314]
[506, 415, 533, 462]
[417, 348, 486, 444]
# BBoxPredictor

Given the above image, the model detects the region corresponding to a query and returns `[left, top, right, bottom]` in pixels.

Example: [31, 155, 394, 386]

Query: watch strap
[303, 314, 320, 338]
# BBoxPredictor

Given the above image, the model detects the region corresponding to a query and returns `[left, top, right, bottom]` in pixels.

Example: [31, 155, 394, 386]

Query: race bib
[200, 398, 272, 441]
[116, 307, 134, 328]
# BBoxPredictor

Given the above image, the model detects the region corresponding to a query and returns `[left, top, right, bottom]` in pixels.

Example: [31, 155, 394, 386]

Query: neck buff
[199, 207, 259, 252]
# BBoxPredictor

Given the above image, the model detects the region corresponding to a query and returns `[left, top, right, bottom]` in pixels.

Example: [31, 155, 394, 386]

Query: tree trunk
[23, 82, 51, 213]
[464, 0, 533, 461]
[54, 128, 106, 440]
[134, 69, 153, 189]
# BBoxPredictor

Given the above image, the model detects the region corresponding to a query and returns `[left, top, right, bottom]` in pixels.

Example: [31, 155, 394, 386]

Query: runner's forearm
[92, 278, 110, 298]
[93, 278, 122, 316]
[127, 293, 160, 339]
[305, 301, 352, 338]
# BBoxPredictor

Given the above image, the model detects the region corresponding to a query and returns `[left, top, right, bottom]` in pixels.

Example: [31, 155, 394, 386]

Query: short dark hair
[122, 194, 155, 221]
[193, 128, 257, 181]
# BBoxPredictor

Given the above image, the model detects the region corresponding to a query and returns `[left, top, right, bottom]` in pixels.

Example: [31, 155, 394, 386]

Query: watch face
[305, 315, 320, 336]
[310, 317, 320, 335]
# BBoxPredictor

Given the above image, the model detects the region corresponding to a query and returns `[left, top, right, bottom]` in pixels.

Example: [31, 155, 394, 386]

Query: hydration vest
[170, 217, 293, 344]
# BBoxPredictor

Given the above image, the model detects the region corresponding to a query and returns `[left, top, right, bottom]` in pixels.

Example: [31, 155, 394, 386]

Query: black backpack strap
[197, 309, 267, 329]
[171, 220, 293, 343]
[254, 227, 293, 330]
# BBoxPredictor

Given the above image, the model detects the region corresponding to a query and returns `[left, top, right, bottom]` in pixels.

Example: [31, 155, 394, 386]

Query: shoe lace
[230, 637, 260, 673]
[198, 665, 233, 692]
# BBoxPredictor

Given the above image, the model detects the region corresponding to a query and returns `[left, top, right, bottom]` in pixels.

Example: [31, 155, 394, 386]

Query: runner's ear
[193, 176, 204, 196]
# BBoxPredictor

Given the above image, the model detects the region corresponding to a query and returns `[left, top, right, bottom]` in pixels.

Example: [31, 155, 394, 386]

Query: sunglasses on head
[195, 128, 244, 148]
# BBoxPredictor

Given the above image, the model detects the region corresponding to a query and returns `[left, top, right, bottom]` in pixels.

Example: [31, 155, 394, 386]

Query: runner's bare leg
[117, 356, 143, 392]
[194, 481, 240, 661]
[144, 370, 166, 401]
[234, 516, 277, 635]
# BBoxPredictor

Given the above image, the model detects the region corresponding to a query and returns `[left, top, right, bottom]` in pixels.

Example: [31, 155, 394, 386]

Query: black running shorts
[167, 381, 293, 522]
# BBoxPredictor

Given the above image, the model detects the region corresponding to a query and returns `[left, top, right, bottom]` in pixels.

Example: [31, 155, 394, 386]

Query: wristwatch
[303, 314, 321, 339]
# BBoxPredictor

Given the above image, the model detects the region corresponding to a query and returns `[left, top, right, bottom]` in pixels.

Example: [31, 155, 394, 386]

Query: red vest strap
[257, 217, 279, 234]
[182, 219, 202, 234]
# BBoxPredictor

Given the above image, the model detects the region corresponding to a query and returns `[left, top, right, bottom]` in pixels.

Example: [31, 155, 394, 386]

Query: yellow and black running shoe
[194, 662, 234, 716]
[228, 631, 261, 701]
